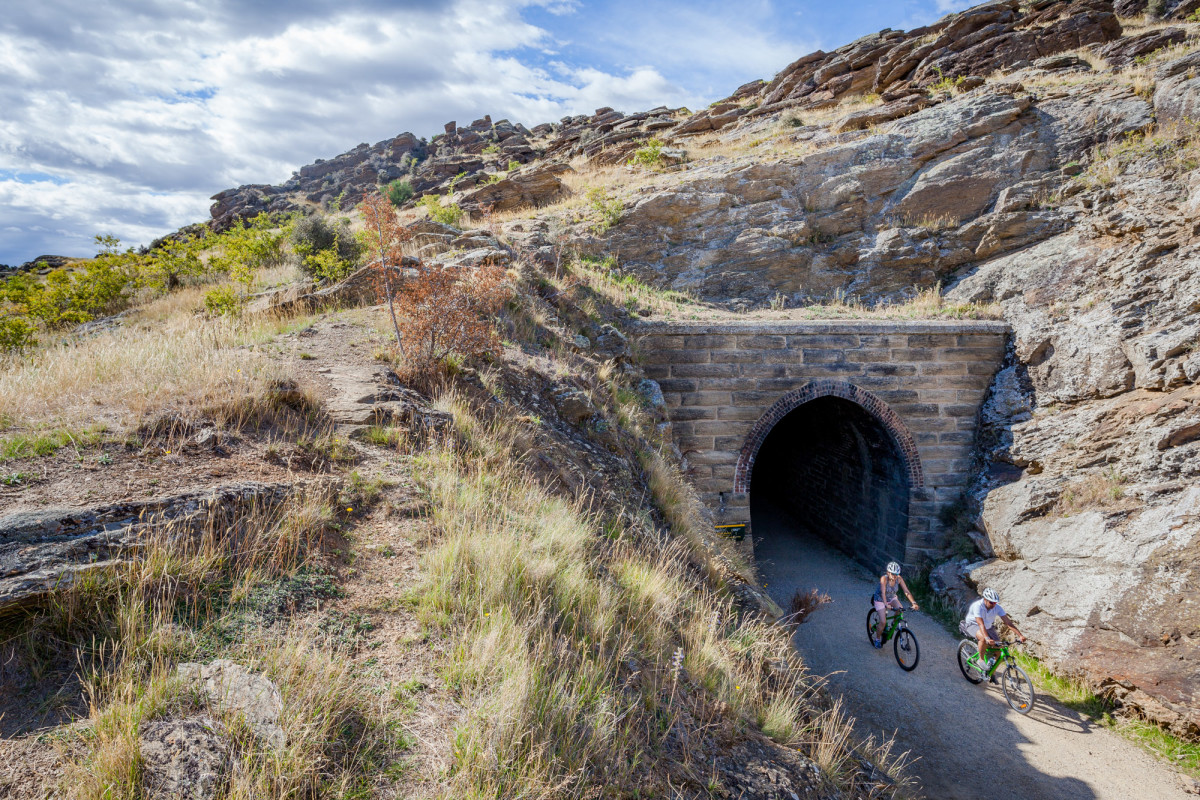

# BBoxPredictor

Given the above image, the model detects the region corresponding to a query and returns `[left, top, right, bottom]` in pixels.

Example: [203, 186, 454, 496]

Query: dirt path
[753, 505, 1192, 800]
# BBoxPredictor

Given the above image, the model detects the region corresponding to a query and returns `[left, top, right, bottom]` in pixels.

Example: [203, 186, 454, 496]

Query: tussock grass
[414, 396, 904, 797]
[568, 255, 695, 315]
[3, 488, 406, 799]
[793, 283, 1002, 321]
[1052, 467, 1129, 516]
[0, 302, 311, 432]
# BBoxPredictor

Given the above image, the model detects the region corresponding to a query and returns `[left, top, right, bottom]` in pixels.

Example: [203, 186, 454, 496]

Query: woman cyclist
[873, 561, 918, 648]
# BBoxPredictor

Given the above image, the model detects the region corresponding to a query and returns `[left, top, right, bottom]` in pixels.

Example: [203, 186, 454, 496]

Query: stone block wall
[634, 319, 1009, 563]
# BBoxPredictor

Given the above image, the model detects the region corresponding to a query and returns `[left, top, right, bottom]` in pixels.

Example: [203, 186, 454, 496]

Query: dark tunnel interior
[749, 396, 911, 573]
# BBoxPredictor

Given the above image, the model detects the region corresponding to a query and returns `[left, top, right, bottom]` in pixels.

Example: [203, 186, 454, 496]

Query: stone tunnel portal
[749, 394, 915, 573]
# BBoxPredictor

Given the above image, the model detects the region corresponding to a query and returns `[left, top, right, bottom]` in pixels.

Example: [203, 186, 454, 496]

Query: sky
[0, 0, 974, 265]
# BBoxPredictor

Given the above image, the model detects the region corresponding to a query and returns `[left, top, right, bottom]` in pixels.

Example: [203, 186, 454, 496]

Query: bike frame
[878, 609, 907, 643]
[966, 641, 1016, 677]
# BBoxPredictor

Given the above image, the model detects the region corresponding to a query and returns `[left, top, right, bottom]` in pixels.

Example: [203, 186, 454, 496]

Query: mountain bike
[957, 637, 1035, 714]
[866, 603, 919, 671]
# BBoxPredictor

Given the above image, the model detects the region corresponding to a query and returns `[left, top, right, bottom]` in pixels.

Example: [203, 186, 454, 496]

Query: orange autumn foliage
[359, 191, 510, 376]
[393, 261, 510, 373]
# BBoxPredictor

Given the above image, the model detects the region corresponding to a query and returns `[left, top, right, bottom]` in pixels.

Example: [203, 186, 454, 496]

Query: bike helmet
[982, 587, 1000, 603]
[886, 561, 902, 575]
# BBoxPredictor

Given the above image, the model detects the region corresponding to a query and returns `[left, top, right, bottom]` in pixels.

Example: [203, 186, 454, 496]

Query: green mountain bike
[866, 604, 919, 671]
[957, 637, 1036, 714]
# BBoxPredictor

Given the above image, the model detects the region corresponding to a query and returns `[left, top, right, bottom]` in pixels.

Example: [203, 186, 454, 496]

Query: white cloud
[1, 0, 719, 263]
[934, 0, 974, 12]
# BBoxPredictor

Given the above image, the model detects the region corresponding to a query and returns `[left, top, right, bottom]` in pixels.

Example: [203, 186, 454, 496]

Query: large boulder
[1154, 51, 1200, 124]
[457, 163, 572, 213]
[178, 660, 285, 750]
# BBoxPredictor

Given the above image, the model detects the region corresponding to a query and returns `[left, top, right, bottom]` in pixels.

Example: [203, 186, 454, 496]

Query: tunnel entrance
[748, 394, 912, 572]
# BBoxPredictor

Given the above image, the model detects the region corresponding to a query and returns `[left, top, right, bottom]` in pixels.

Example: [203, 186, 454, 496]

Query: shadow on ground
[752, 502, 1188, 800]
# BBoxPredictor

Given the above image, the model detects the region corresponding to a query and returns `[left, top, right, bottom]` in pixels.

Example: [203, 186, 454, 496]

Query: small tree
[359, 192, 412, 351]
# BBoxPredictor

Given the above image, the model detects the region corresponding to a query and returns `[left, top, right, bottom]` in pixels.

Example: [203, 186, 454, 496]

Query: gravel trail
[753, 506, 1192, 800]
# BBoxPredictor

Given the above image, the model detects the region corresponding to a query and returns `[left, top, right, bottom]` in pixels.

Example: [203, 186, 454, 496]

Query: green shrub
[507, 160, 521, 171]
[291, 214, 363, 282]
[628, 137, 666, 169]
[417, 195, 464, 227]
[586, 188, 623, 233]
[0, 315, 36, 352]
[482, 143, 501, 155]
[204, 284, 244, 316]
[928, 66, 965, 94]
[139, 230, 210, 291]
[385, 179, 414, 207]
[1, 258, 133, 330]
[203, 213, 288, 306]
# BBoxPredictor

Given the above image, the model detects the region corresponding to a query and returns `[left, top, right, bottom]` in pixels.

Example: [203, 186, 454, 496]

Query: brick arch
[733, 380, 924, 494]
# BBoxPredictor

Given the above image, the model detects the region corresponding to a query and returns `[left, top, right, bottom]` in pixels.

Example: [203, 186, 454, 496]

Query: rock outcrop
[0, 482, 298, 614]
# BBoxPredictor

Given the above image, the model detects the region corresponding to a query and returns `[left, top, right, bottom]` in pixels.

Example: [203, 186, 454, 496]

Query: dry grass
[1052, 467, 1129, 517]
[787, 588, 833, 627]
[691, 283, 1002, 322]
[414, 395, 907, 798]
[1077, 119, 1200, 188]
[1065, 47, 1111, 73]
[0, 293, 312, 432]
[0, 484, 404, 799]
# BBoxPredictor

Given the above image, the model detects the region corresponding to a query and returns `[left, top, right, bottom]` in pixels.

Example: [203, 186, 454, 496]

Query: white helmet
[982, 588, 1000, 603]
[886, 561, 902, 575]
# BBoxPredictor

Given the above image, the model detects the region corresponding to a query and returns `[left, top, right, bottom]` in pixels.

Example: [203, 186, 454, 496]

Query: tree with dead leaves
[392, 260, 510, 376]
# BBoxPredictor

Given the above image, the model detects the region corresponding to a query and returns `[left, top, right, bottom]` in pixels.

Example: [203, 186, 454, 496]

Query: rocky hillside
[204, 0, 1200, 737]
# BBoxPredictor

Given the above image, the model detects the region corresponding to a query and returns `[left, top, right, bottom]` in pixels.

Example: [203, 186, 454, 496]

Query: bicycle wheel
[957, 639, 985, 683]
[893, 627, 919, 671]
[866, 608, 882, 645]
[1001, 663, 1036, 714]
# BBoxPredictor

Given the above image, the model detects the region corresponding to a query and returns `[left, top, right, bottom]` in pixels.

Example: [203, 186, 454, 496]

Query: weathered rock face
[458, 162, 572, 213]
[580, 81, 1147, 304]
[208, 3, 1127, 236]
[939, 57, 1200, 731]
[703, 0, 1121, 128]
[140, 716, 228, 800]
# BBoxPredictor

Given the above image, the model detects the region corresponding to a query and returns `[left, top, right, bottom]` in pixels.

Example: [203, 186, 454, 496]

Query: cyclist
[962, 588, 1027, 678]
[873, 561, 918, 648]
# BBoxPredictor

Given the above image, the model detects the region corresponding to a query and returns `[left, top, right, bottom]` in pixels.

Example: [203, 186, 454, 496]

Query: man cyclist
[873, 561, 918, 648]
[962, 588, 1026, 678]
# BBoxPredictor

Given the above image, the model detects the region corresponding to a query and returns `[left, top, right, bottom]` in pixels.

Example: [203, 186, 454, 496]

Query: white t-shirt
[966, 598, 1006, 630]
